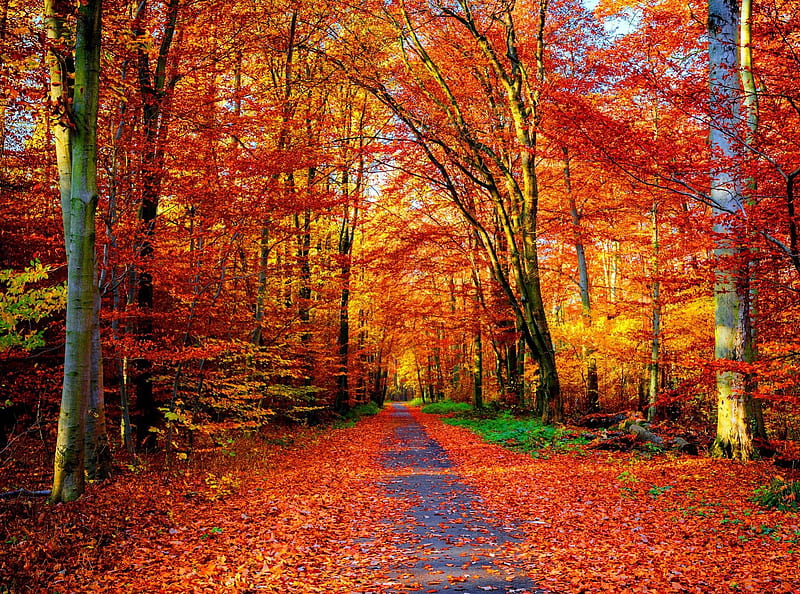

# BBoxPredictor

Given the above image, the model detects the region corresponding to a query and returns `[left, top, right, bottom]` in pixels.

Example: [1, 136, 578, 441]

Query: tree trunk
[335, 168, 355, 413]
[85, 274, 111, 481]
[50, 0, 102, 503]
[132, 0, 180, 446]
[381, 0, 562, 421]
[105, 74, 135, 458]
[252, 224, 269, 345]
[648, 202, 661, 421]
[739, 0, 767, 441]
[472, 324, 483, 409]
[708, 0, 754, 461]
[563, 147, 598, 414]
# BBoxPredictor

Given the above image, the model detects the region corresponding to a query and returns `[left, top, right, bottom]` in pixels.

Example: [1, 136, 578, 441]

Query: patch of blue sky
[582, 0, 641, 38]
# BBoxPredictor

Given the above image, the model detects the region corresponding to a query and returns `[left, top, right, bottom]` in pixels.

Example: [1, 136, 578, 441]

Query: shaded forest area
[1, 0, 800, 524]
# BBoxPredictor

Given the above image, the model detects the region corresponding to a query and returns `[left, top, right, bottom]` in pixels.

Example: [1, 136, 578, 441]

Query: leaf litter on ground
[2, 405, 799, 593]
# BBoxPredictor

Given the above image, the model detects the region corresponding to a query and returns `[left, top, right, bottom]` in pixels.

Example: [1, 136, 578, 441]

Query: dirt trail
[378, 403, 543, 593]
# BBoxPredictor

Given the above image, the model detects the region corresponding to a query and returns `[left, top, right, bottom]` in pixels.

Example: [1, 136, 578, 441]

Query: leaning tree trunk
[708, 0, 754, 461]
[50, 0, 102, 503]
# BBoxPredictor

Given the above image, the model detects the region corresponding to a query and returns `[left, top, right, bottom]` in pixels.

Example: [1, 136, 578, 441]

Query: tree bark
[472, 323, 483, 409]
[50, 0, 103, 502]
[335, 168, 355, 413]
[648, 202, 661, 422]
[563, 147, 598, 414]
[739, 0, 767, 441]
[85, 274, 111, 481]
[131, 0, 180, 446]
[708, 0, 754, 461]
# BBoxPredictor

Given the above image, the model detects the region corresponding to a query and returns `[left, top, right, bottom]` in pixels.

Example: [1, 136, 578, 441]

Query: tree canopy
[1, 0, 800, 497]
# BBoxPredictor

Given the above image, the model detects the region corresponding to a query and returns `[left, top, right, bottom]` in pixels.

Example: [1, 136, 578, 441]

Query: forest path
[378, 403, 543, 593]
[7, 403, 797, 593]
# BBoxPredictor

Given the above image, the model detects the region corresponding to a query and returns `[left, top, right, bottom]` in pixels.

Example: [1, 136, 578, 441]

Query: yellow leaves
[0, 261, 66, 353]
[203, 472, 241, 501]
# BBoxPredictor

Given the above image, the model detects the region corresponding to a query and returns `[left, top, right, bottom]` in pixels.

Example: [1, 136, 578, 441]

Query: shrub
[751, 478, 799, 512]
[348, 401, 382, 418]
[335, 401, 383, 428]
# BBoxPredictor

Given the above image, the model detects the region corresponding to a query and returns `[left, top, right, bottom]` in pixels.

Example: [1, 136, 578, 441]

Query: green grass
[443, 412, 590, 454]
[334, 401, 383, 428]
[420, 400, 473, 415]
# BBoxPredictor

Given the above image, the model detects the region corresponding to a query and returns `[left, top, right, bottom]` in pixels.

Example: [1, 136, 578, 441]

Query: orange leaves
[0, 415, 409, 593]
[412, 409, 800, 594]
[4, 404, 800, 593]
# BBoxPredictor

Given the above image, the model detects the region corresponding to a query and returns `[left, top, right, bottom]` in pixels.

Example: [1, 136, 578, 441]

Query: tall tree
[562, 147, 599, 413]
[130, 0, 180, 444]
[46, 0, 104, 502]
[333, 87, 369, 413]
[344, 0, 563, 421]
[708, 0, 754, 460]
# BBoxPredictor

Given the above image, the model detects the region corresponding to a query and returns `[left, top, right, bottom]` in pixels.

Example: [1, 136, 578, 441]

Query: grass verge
[334, 402, 383, 428]
[420, 400, 473, 415]
[443, 411, 590, 455]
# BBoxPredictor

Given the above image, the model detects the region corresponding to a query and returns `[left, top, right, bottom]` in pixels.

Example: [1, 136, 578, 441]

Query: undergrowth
[441, 411, 590, 454]
[751, 477, 800, 512]
[334, 402, 383, 428]
[420, 400, 473, 415]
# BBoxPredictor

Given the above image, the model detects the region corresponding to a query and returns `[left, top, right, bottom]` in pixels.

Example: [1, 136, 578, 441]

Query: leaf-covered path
[3, 404, 800, 593]
[379, 403, 542, 593]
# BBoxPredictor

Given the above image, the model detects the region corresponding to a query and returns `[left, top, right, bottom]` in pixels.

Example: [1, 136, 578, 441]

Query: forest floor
[1, 404, 799, 593]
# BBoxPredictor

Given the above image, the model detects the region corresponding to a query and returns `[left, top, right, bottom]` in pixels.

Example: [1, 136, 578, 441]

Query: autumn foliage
[1, 0, 800, 588]
[0, 0, 798, 444]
